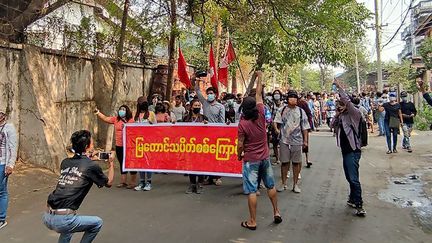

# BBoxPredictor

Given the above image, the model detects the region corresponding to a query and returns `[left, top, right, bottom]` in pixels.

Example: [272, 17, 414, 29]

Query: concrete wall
[0, 44, 153, 171]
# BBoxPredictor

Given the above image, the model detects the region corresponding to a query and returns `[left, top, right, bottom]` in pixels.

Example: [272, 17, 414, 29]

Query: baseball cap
[287, 90, 299, 99]
[400, 91, 408, 97]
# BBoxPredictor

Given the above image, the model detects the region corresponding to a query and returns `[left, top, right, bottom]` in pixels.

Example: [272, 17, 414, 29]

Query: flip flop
[274, 215, 283, 224]
[241, 221, 256, 230]
[116, 183, 128, 188]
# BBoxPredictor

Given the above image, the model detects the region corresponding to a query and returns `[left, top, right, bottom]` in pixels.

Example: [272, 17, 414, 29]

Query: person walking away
[274, 90, 310, 193]
[0, 110, 17, 230]
[133, 99, 157, 191]
[399, 91, 416, 153]
[43, 130, 115, 242]
[383, 94, 404, 154]
[95, 105, 136, 188]
[330, 82, 366, 217]
[193, 74, 225, 186]
[238, 71, 282, 230]
[183, 100, 209, 194]
[172, 95, 186, 122]
[353, 97, 369, 121]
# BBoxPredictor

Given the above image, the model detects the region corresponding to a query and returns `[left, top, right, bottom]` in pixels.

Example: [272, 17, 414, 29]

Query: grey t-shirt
[274, 106, 310, 146]
[195, 88, 225, 123]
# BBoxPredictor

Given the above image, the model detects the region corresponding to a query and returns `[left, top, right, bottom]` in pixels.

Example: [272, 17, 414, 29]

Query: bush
[415, 103, 432, 131]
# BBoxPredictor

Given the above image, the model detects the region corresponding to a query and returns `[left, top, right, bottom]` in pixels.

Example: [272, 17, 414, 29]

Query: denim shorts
[242, 158, 275, 194]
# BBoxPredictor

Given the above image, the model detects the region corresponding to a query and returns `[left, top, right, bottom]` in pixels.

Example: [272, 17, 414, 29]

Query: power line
[382, 0, 413, 48]
[383, 0, 402, 23]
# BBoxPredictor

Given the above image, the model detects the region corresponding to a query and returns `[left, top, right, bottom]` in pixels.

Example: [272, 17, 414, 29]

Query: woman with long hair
[134, 97, 157, 191]
[95, 105, 136, 188]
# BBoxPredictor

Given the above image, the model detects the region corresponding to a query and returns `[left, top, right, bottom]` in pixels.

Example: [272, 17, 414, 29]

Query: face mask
[118, 110, 126, 118]
[389, 97, 397, 102]
[274, 94, 281, 100]
[227, 99, 234, 105]
[193, 108, 201, 114]
[207, 94, 215, 102]
[401, 97, 408, 102]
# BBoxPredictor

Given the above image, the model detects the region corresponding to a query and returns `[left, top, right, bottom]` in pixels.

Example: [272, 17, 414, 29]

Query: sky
[359, 0, 413, 63]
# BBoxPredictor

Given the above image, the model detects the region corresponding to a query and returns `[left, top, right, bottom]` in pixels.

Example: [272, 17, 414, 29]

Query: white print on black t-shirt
[59, 167, 83, 186]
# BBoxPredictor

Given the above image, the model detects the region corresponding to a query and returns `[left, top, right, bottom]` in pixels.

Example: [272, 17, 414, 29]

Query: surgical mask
[401, 97, 408, 102]
[227, 99, 234, 105]
[389, 97, 397, 102]
[193, 108, 201, 114]
[207, 94, 215, 102]
[118, 110, 126, 118]
[274, 94, 281, 100]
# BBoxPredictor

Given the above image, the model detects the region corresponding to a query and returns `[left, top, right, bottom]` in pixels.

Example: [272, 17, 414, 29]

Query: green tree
[387, 61, 417, 94]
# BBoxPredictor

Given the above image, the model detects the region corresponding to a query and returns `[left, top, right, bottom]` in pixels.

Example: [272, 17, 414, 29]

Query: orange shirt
[109, 117, 134, 147]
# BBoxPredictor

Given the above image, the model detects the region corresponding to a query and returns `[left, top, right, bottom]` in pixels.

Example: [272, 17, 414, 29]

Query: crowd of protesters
[2, 70, 432, 241]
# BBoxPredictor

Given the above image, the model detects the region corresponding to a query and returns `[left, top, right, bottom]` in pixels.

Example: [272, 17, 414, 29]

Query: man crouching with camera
[43, 130, 114, 243]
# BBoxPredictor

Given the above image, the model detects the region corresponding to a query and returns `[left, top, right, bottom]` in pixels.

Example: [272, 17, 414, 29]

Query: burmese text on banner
[122, 123, 242, 177]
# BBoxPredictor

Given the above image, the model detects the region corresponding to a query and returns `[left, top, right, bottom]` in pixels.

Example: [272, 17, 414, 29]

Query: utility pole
[354, 44, 361, 92]
[374, 0, 383, 92]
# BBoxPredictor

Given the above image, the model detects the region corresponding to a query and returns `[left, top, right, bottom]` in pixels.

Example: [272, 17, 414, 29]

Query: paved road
[1, 130, 431, 243]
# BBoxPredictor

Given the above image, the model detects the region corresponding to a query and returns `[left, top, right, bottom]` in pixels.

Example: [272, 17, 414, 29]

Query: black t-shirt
[339, 122, 361, 155]
[400, 101, 417, 124]
[47, 155, 108, 210]
[383, 102, 401, 121]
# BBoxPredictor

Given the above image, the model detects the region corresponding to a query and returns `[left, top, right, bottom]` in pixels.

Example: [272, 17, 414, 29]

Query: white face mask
[389, 97, 397, 102]
[274, 94, 281, 100]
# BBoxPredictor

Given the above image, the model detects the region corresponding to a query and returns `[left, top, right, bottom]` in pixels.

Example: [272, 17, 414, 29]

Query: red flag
[177, 47, 191, 88]
[209, 45, 218, 93]
[218, 40, 236, 87]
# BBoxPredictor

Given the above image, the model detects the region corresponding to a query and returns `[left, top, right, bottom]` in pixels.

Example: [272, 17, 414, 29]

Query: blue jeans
[342, 151, 363, 207]
[242, 158, 275, 194]
[138, 172, 152, 183]
[0, 165, 8, 221]
[384, 122, 398, 151]
[43, 213, 103, 243]
[378, 114, 385, 135]
[402, 123, 413, 149]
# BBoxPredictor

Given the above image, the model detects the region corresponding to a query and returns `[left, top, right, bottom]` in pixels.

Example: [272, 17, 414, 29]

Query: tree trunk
[231, 69, 237, 94]
[165, 0, 177, 101]
[106, 0, 129, 151]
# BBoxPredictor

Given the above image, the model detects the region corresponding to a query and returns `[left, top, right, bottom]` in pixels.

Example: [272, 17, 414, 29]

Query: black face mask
[193, 108, 201, 114]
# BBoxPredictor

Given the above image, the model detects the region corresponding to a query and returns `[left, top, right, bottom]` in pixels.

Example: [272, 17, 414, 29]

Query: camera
[195, 70, 207, 78]
[98, 152, 111, 160]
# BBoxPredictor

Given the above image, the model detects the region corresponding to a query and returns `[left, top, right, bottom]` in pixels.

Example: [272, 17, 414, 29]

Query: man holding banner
[238, 71, 282, 230]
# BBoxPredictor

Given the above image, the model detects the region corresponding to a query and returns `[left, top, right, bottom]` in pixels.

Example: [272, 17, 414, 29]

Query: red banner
[123, 124, 241, 177]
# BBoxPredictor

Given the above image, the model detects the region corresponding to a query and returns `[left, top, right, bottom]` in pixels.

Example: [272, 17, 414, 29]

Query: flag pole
[231, 42, 247, 91]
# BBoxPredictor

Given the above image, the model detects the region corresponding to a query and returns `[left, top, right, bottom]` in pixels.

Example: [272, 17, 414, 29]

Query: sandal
[126, 184, 136, 189]
[241, 221, 256, 230]
[116, 183, 128, 188]
[274, 215, 283, 224]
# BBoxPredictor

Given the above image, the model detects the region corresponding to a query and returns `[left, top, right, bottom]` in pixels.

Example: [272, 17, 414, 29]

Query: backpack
[351, 117, 368, 147]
